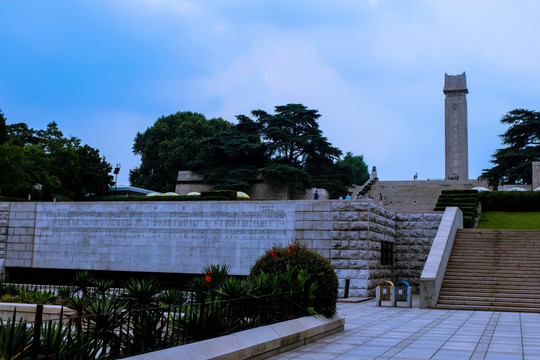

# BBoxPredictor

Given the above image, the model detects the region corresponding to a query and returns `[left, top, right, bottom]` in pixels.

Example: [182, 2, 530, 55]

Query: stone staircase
[351, 179, 488, 213]
[437, 229, 540, 313]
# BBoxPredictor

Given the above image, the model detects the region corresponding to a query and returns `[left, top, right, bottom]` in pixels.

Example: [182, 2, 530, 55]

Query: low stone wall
[1, 200, 443, 298]
[0, 303, 74, 322]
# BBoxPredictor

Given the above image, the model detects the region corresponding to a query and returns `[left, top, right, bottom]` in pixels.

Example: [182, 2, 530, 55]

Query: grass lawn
[478, 212, 540, 229]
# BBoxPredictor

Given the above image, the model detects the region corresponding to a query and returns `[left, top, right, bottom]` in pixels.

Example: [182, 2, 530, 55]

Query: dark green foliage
[159, 288, 186, 306]
[250, 244, 338, 317]
[201, 189, 238, 200]
[130, 111, 232, 192]
[479, 191, 540, 211]
[0, 315, 33, 359]
[215, 277, 253, 300]
[122, 277, 162, 308]
[0, 109, 8, 145]
[252, 104, 344, 194]
[434, 190, 479, 228]
[130, 104, 368, 197]
[0, 119, 113, 200]
[190, 116, 267, 190]
[337, 152, 370, 186]
[481, 109, 540, 187]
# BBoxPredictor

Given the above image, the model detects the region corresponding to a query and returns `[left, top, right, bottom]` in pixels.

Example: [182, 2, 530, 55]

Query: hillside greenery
[130, 104, 368, 197]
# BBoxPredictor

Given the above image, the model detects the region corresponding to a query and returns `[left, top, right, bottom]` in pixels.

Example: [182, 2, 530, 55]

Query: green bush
[479, 191, 540, 211]
[434, 189, 479, 228]
[250, 244, 338, 317]
[201, 190, 238, 200]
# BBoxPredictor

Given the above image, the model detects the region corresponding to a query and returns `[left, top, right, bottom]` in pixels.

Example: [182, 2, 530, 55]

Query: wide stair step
[436, 228, 540, 313]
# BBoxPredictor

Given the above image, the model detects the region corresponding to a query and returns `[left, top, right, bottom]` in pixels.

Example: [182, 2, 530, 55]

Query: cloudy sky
[1, 1, 539, 187]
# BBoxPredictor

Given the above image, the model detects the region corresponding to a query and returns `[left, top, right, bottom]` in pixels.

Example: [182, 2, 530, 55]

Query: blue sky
[1, 1, 539, 187]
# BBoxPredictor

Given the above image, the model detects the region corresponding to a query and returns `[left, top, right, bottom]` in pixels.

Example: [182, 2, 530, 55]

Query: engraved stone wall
[9, 202, 296, 276]
[1, 200, 443, 298]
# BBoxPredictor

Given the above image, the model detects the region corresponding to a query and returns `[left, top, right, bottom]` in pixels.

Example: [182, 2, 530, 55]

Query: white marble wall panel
[31, 201, 296, 275]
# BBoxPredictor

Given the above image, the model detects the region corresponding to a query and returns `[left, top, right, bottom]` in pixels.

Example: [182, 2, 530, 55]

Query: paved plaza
[269, 296, 540, 360]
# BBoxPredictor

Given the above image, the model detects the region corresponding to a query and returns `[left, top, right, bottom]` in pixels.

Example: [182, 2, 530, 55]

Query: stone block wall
[0, 203, 10, 272]
[0, 200, 442, 299]
[328, 201, 396, 298]
[3, 203, 36, 270]
[394, 213, 443, 291]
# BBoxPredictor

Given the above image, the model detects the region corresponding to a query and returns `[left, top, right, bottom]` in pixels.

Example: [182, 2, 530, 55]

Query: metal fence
[0, 291, 304, 359]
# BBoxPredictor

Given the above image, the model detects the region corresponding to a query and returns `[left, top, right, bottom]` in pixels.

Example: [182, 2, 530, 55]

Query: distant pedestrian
[345, 193, 352, 200]
[313, 190, 319, 200]
[413, 173, 417, 181]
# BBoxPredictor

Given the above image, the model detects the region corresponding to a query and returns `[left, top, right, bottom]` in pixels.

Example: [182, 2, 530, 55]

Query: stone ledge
[0, 303, 75, 322]
[126, 314, 345, 360]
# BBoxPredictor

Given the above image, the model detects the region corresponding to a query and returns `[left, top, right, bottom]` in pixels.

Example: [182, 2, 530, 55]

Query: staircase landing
[351, 179, 488, 213]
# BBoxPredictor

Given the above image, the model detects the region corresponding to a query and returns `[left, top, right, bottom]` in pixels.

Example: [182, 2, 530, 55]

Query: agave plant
[122, 277, 161, 309]
[85, 295, 127, 357]
[73, 271, 96, 297]
[159, 288, 187, 306]
[93, 279, 115, 298]
[215, 277, 252, 300]
[122, 308, 171, 356]
[63, 294, 93, 332]
[0, 312, 32, 359]
[56, 285, 75, 305]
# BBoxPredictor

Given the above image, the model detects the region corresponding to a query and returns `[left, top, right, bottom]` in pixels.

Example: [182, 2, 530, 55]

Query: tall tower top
[443, 72, 468, 94]
[444, 72, 469, 180]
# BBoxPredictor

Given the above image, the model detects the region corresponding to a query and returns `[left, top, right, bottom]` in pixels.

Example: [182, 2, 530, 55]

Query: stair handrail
[419, 207, 463, 308]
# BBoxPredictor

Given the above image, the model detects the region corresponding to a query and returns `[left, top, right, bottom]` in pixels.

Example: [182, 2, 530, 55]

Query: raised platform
[353, 179, 488, 213]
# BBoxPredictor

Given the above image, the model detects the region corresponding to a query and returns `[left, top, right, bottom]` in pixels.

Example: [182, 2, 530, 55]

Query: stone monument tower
[443, 72, 469, 180]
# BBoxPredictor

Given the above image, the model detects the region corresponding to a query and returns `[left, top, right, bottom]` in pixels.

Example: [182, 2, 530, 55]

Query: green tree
[337, 152, 369, 186]
[481, 109, 540, 187]
[130, 111, 232, 192]
[249, 104, 342, 191]
[190, 115, 267, 190]
[0, 109, 8, 145]
[1, 116, 112, 200]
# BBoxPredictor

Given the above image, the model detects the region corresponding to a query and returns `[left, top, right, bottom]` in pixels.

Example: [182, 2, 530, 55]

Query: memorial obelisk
[443, 72, 469, 180]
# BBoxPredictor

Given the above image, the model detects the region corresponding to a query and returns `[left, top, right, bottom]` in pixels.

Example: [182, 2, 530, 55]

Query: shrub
[250, 244, 338, 317]
[479, 191, 540, 211]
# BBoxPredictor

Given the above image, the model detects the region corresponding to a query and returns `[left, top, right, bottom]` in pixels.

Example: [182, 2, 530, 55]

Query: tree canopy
[129, 111, 232, 192]
[480, 109, 540, 187]
[0, 111, 113, 200]
[131, 104, 369, 197]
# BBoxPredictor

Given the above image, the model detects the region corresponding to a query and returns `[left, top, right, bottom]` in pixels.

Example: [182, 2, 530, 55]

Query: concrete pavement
[268, 296, 540, 360]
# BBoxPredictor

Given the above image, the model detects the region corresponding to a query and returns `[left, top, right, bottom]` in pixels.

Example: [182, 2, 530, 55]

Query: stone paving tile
[268, 298, 540, 360]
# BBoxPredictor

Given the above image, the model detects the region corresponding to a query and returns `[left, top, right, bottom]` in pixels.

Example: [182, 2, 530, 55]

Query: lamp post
[114, 164, 121, 199]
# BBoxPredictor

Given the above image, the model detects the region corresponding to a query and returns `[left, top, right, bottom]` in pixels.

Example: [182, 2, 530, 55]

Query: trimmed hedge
[479, 191, 540, 211]
[434, 189, 479, 228]
[201, 189, 238, 200]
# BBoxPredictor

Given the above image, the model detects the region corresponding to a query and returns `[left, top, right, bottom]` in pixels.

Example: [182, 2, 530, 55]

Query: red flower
[270, 250, 277, 258]
[287, 245, 295, 255]
[205, 271, 212, 283]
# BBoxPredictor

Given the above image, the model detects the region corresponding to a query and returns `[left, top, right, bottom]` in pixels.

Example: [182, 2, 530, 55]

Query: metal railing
[0, 291, 304, 359]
